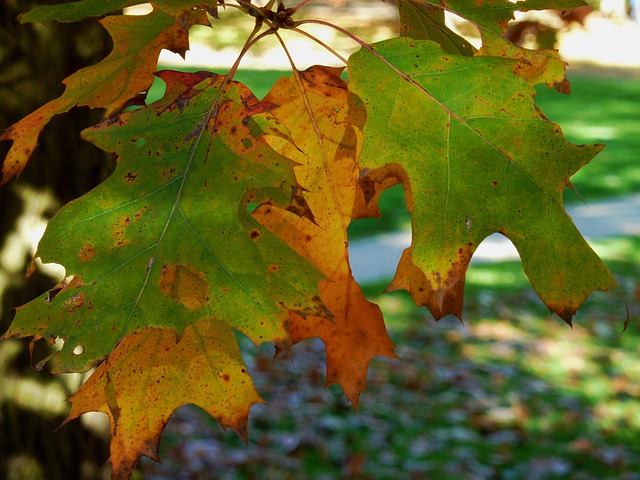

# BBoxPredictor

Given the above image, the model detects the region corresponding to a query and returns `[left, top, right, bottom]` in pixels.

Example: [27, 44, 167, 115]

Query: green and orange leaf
[1, 6, 208, 183]
[348, 37, 618, 322]
[3, 71, 325, 373]
[396, 0, 589, 90]
[253, 66, 397, 406]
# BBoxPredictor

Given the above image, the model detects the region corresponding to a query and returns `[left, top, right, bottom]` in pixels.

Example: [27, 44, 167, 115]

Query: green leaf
[396, 0, 475, 55]
[395, 0, 587, 90]
[19, 0, 139, 23]
[4, 71, 325, 372]
[349, 38, 619, 322]
[20, 0, 223, 23]
[433, 0, 587, 33]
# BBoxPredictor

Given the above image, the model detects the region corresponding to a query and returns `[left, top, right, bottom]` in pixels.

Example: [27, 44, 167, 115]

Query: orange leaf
[254, 66, 397, 406]
[64, 318, 260, 478]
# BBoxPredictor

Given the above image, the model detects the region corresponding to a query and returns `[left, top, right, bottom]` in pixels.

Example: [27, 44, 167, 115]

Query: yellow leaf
[64, 319, 260, 477]
[254, 66, 397, 406]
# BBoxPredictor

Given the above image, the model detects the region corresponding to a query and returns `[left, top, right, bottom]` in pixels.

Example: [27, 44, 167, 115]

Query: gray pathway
[350, 194, 640, 283]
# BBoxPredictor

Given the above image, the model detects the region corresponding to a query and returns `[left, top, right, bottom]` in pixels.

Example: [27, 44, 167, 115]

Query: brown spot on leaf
[113, 215, 130, 233]
[159, 264, 209, 311]
[79, 244, 96, 262]
[134, 207, 148, 221]
[554, 79, 571, 94]
[64, 292, 86, 313]
[249, 230, 261, 241]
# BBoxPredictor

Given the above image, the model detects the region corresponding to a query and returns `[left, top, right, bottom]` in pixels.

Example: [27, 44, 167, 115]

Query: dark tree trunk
[1, 1, 116, 478]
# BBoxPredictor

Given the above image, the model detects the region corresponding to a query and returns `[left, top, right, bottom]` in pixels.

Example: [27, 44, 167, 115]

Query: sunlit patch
[33, 258, 66, 283]
[564, 124, 617, 141]
[123, 3, 153, 16]
[444, 11, 482, 49]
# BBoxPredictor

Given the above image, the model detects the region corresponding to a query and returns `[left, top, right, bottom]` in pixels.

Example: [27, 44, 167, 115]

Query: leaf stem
[295, 19, 438, 97]
[225, 27, 276, 81]
[273, 31, 299, 77]
[273, 31, 349, 242]
[294, 19, 377, 56]
[295, 18, 426, 83]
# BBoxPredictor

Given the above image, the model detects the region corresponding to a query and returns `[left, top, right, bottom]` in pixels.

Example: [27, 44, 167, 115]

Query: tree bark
[1, 1, 115, 478]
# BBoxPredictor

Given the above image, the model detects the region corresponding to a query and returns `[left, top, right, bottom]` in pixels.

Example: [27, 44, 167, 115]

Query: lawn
[138, 65, 640, 480]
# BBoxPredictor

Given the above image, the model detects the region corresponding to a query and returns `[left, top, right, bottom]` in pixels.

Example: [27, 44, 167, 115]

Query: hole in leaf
[72, 344, 85, 356]
[444, 11, 482, 49]
[348, 183, 409, 241]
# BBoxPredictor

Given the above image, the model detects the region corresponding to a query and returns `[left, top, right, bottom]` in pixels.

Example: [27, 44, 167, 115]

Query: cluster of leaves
[0, 0, 628, 477]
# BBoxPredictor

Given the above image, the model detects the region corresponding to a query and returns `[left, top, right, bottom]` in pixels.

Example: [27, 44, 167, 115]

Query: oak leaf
[1, 6, 208, 183]
[396, 0, 588, 90]
[19, 0, 139, 23]
[348, 38, 619, 323]
[2, 71, 325, 373]
[253, 66, 397, 406]
[396, 0, 475, 56]
[63, 318, 259, 478]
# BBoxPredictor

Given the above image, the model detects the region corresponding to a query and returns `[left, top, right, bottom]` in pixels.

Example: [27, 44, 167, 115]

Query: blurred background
[0, 0, 639, 479]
